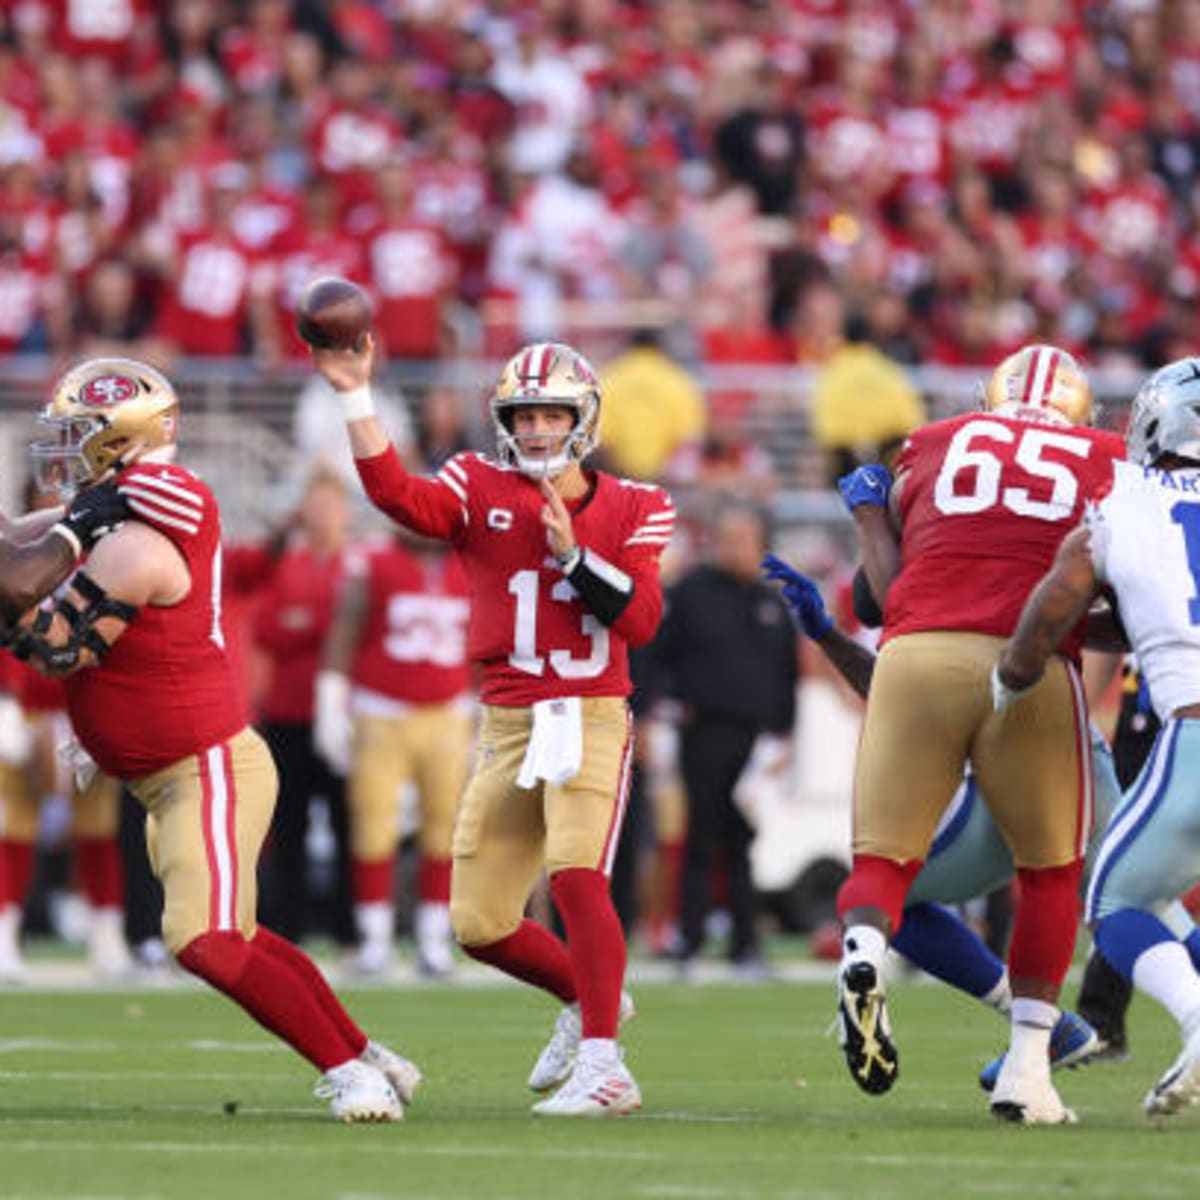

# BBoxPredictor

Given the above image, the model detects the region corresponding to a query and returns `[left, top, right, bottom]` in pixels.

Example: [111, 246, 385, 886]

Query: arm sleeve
[355, 446, 468, 543]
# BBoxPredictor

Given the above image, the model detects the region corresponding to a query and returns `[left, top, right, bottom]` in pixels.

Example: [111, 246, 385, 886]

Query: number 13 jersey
[356, 447, 674, 705]
[885, 410, 1124, 658]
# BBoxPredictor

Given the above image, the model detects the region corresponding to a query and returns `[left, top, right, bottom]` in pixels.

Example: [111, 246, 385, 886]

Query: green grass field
[0, 974, 1196, 1200]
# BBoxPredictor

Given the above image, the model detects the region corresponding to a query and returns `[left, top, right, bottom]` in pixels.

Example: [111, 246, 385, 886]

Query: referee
[654, 500, 799, 973]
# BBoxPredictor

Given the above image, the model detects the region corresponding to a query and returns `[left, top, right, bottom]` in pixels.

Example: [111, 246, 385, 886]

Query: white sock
[1007, 998, 1057, 1074]
[578, 1037, 619, 1066]
[841, 924, 887, 970]
[356, 902, 393, 948]
[982, 972, 1013, 1015]
[1132, 941, 1200, 1033]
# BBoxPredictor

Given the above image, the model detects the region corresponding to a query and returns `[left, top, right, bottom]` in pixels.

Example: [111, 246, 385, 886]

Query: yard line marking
[0, 1139, 670, 1162]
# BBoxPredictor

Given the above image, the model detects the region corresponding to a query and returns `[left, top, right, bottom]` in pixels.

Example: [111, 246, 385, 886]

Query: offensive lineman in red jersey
[10, 358, 421, 1123]
[314, 336, 674, 1116]
[834, 345, 1125, 1123]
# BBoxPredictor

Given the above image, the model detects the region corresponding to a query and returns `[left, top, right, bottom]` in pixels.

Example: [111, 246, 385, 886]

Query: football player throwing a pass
[10, 359, 421, 1123]
[315, 335, 674, 1117]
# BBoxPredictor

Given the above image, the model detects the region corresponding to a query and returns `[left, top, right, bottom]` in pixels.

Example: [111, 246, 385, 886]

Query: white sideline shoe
[528, 991, 636, 1093]
[1145, 1027, 1200, 1116]
[361, 1040, 423, 1106]
[990, 1060, 1077, 1125]
[315, 1060, 403, 1123]
[531, 1055, 642, 1117]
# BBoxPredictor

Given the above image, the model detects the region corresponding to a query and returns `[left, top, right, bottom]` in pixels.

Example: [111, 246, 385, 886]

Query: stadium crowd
[0, 0, 1198, 378]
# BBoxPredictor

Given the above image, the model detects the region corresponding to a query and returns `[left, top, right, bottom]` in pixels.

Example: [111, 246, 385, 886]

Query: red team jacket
[64, 461, 247, 779]
[348, 538, 472, 705]
[355, 449, 674, 706]
[884, 410, 1125, 663]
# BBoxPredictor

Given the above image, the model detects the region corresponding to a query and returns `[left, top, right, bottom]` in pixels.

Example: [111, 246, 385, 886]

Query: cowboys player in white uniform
[997, 356, 1200, 1118]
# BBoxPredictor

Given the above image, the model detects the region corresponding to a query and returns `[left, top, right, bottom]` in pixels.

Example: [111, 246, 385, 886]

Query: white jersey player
[996, 356, 1200, 1120]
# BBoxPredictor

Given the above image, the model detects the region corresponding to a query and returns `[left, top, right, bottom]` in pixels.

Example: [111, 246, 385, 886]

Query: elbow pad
[851, 567, 883, 630]
[561, 548, 634, 626]
[11, 571, 138, 673]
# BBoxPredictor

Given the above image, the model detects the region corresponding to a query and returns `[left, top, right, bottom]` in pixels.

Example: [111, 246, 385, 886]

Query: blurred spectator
[227, 467, 356, 951]
[598, 328, 705, 482]
[415, 382, 473, 472]
[653, 501, 798, 977]
[357, 159, 458, 362]
[810, 313, 926, 483]
[490, 12, 591, 177]
[71, 256, 157, 360]
[712, 62, 804, 217]
[618, 170, 713, 366]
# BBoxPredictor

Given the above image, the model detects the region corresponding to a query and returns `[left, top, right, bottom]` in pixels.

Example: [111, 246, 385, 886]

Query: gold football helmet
[490, 342, 601, 477]
[31, 358, 179, 496]
[982, 344, 1092, 426]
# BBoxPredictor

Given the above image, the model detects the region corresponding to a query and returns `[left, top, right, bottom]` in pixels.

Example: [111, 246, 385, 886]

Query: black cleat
[837, 961, 899, 1095]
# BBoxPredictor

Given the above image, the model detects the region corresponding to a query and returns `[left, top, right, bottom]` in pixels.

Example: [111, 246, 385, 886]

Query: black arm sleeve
[563, 548, 634, 627]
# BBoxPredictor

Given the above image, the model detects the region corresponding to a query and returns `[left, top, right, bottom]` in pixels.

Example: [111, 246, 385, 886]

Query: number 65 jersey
[884, 409, 1124, 659]
[356, 448, 674, 706]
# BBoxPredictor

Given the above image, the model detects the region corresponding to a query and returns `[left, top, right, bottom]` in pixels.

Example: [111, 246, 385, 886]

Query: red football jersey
[884, 410, 1125, 660]
[356, 450, 674, 705]
[348, 539, 471, 704]
[64, 461, 247, 779]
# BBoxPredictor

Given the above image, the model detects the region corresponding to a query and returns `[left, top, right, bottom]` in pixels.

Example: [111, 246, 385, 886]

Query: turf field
[0, 972, 1196, 1200]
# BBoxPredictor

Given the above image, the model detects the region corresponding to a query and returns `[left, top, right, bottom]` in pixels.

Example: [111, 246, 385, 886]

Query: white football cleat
[314, 1060, 403, 1123]
[531, 1055, 642, 1118]
[528, 990, 635, 1093]
[1144, 1026, 1200, 1117]
[990, 1060, 1077, 1125]
[0, 906, 26, 985]
[360, 1040, 423, 1106]
[88, 909, 133, 980]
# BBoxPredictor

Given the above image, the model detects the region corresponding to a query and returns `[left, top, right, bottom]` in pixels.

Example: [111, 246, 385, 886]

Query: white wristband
[50, 522, 82, 559]
[339, 385, 375, 421]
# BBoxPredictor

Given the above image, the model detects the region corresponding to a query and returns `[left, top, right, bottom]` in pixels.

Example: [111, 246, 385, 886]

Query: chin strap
[11, 571, 138, 674]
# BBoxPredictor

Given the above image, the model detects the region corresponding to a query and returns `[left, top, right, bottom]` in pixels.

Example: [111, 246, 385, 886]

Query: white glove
[991, 663, 1036, 713]
[0, 695, 33, 767]
[58, 736, 98, 793]
[314, 671, 353, 775]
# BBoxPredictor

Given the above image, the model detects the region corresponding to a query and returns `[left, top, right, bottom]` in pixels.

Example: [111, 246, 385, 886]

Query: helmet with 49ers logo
[31, 358, 180, 496]
[981, 343, 1093, 426]
[490, 341, 601, 478]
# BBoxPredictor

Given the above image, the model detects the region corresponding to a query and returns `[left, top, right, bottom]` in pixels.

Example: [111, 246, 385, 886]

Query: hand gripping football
[295, 276, 372, 351]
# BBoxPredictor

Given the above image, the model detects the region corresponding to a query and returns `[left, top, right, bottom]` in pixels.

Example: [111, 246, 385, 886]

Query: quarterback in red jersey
[833, 345, 1124, 1124]
[315, 336, 674, 1117]
[316, 532, 472, 978]
[10, 358, 420, 1123]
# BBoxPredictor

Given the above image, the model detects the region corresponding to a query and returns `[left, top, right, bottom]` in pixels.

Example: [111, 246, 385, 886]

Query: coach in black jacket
[654, 500, 799, 972]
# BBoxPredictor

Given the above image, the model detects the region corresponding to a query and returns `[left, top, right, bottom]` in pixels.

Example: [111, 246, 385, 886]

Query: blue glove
[761, 554, 834, 640]
[837, 464, 892, 513]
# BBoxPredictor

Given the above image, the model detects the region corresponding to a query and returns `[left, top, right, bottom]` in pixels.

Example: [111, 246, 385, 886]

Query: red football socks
[837, 854, 924, 933]
[1009, 860, 1085, 991]
[75, 837, 124, 909]
[252, 926, 368, 1055]
[418, 856, 452, 903]
[463, 918, 577, 1003]
[177, 929, 363, 1070]
[0, 841, 33, 908]
[351, 858, 393, 905]
[551, 867, 626, 1038]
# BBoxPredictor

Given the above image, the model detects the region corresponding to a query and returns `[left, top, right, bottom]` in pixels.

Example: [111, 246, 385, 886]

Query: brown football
[295, 276, 372, 351]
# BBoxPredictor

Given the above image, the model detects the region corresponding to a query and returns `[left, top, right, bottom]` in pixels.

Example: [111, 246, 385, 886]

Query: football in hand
[295, 276, 372, 351]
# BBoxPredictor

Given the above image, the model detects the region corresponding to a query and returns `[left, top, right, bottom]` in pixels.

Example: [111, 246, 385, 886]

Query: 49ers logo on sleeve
[79, 375, 138, 407]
